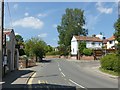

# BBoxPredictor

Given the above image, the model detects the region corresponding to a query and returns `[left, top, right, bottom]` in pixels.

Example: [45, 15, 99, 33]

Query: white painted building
[106, 36, 118, 49]
[3, 29, 19, 73]
[71, 35, 103, 56]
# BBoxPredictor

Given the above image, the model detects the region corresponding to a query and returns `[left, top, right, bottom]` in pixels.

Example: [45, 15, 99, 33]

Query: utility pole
[0, 0, 4, 89]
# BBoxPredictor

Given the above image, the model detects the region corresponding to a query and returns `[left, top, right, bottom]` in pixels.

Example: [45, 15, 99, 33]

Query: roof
[103, 39, 108, 44]
[4, 29, 13, 35]
[107, 36, 115, 41]
[74, 35, 102, 42]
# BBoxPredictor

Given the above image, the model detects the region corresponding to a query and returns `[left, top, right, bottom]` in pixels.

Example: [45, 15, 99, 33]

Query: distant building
[71, 35, 103, 56]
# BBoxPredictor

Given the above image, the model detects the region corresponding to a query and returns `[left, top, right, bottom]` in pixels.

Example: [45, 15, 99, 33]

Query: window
[99, 43, 101, 46]
[73, 48, 74, 52]
[92, 42, 95, 45]
[109, 41, 112, 44]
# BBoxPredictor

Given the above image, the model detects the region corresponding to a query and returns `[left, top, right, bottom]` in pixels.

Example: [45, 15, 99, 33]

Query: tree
[57, 8, 88, 55]
[114, 18, 120, 56]
[24, 37, 47, 62]
[15, 35, 24, 43]
[45, 45, 53, 53]
[78, 41, 86, 55]
[15, 35, 25, 56]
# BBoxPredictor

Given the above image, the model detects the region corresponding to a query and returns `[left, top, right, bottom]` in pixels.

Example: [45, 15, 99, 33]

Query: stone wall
[19, 59, 36, 69]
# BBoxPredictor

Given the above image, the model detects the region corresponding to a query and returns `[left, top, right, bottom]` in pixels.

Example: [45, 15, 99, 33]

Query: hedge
[100, 53, 120, 73]
[83, 48, 93, 56]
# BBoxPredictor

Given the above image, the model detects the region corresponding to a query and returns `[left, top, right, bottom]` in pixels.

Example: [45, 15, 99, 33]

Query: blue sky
[4, 2, 118, 47]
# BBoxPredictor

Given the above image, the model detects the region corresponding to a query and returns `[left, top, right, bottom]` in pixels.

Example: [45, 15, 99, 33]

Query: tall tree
[114, 18, 120, 55]
[15, 35, 25, 56]
[57, 8, 88, 47]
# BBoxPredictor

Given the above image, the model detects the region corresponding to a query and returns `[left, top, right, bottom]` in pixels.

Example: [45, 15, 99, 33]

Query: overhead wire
[6, 2, 13, 29]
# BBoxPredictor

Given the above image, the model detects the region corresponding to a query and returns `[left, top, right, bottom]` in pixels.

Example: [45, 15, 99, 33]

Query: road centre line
[69, 79, 85, 88]
[59, 68, 61, 71]
[57, 62, 59, 66]
[28, 72, 36, 84]
[61, 72, 66, 77]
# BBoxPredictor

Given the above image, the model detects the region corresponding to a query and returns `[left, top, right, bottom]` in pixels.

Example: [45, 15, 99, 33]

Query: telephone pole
[0, 0, 4, 87]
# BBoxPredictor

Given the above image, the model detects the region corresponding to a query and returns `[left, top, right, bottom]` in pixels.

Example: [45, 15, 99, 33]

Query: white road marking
[69, 79, 85, 88]
[38, 80, 41, 84]
[57, 62, 60, 66]
[59, 68, 61, 71]
[61, 72, 65, 77]
[28, 72, 36, 84]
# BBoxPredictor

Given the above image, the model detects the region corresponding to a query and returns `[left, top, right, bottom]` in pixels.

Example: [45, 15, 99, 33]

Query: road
[27, 59, 118, 90]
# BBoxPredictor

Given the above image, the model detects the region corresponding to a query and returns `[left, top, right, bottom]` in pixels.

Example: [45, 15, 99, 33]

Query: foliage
[83, 48, 93, 56]
[15, 35, 25, 56]
[57, 8, 88, 55]
[24, 37, 47, 61]
[45, 45, 54, 53]
[57, 45, 70, 56]
[100, 53, 119, 73]
[114, 18, 120, 57]
[46, 51, 60, 55]
[15, 35, 24, 43]
[78, 41, 86, 55]
[19, 49, 25, 56]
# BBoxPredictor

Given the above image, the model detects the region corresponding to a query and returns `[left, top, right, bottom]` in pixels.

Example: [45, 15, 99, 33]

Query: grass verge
[99, 67, 119, 76]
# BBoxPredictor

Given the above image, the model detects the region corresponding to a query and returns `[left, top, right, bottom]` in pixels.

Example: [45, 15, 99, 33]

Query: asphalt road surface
[28, 59, 118, 90]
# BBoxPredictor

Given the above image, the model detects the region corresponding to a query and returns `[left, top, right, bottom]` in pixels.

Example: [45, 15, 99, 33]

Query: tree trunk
[36, 56, 38, 62]
[39, 57, 42, 62]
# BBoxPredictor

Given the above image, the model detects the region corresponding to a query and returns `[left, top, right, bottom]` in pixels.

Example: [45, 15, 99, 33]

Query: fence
[93, 49, 116, 60]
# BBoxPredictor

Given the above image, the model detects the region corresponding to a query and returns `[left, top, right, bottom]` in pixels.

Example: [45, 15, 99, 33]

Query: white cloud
[15, 33, 20, 35]
[13, 4, 18, 9]
[24, 12, 29, 16]
[38, 33, 48, 38]
[85, 12, 100, 30]
[13, 16, 44, 29]
[37, 13, 47, 17]
[52, 24, 57, 28]
[96, 2, 113, 14]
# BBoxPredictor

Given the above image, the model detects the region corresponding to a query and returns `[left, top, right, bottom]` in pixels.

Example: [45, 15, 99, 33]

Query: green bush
[83, 48, 93, 56]
[46, 51, 60, 55]
[100, 53, 119, 73]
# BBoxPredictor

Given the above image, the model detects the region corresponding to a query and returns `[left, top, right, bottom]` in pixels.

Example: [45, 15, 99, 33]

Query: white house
[71, 35, 103, 56]
[3, 29, 19, 74]
[106, 36, 118, 49]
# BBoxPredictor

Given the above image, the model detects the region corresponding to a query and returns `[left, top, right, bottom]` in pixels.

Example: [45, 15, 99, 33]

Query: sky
[4, 2, 118, 47]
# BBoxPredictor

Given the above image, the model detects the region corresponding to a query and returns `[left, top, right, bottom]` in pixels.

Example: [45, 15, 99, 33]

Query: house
[71, 35, 103, 57]
[3, 29, 19, 75]
[106, 36, 118, 49]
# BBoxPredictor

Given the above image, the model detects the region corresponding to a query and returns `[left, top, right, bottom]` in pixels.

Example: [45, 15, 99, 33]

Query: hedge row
[100, 53, 120, 73]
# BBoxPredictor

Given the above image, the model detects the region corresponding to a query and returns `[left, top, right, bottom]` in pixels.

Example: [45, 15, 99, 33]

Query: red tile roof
[74, 35, 102, 42]
[107, 36, 115, 41]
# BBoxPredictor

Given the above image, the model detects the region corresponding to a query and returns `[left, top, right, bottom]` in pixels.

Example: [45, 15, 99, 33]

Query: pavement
[1, 68, 35, 89]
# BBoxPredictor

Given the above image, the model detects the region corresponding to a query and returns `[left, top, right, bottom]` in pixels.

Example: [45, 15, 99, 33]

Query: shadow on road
[2, 84, 78, 90]
[2, 84, 118, 90]
[2, 70, 34, 88]
[40, 59, 52, 63]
